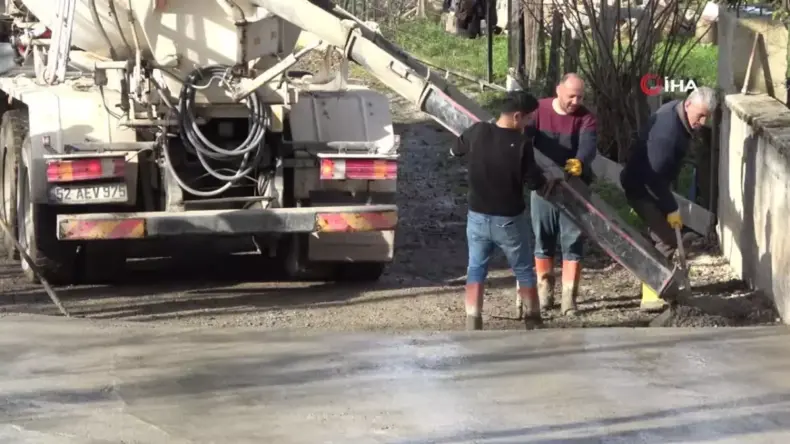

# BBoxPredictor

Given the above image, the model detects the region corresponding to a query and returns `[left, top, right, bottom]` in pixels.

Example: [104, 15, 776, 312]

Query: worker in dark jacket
[620, 86, 717, 312]
[527, 73, 598, 316]
[452, 90, 558, 330]
[455, 0, 481, 38]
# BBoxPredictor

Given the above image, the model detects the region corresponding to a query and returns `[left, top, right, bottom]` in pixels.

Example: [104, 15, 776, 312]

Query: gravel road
[0, 93, 779, 331]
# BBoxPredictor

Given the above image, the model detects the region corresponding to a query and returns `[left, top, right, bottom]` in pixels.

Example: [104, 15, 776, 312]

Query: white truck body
[0, 0, 403, 284]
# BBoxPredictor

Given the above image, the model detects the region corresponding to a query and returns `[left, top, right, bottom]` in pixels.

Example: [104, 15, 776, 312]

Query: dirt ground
[0, 90, 780, 331]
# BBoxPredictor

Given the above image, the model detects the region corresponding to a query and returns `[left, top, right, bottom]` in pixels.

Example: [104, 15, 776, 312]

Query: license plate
[49, 183, 128, 204]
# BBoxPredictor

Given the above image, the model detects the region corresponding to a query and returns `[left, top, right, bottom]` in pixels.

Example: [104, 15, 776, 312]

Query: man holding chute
[452, 90, 557, 330]
[620, 86, 717, 312]
[527, 73, 598, 317]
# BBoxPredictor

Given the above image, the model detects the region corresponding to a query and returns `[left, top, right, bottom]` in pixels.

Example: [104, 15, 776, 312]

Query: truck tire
[0, 109, 28, 260]
[16, 140, 78, 285]
[279, 234, 331, 281]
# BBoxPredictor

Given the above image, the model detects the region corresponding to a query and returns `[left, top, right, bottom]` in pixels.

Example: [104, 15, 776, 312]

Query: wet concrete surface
[1, 314, 790, 443]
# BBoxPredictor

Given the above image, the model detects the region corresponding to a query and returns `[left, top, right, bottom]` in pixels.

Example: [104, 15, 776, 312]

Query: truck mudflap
[55, 205, 398, 240]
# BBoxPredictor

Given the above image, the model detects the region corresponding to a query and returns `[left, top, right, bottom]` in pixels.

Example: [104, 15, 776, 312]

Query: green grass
[672, 42, 718, 88]
[383, 19, 719, 85]
[591, 182, 646, 230]
[379, 19, 720, 113]
[384, 20, 510, 84]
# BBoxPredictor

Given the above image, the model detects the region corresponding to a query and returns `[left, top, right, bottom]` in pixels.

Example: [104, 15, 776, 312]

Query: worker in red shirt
[452, 91, 557, 330]
[527, 73, 598, 316]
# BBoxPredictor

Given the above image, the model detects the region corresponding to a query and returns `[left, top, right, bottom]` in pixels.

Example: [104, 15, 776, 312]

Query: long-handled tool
[0, 218, 70, 317]
[649, 227, 689, 327]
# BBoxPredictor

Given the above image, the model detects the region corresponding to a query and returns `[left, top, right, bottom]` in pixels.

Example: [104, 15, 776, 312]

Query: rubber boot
[515, 281, 523, 319]
[640, 282, 667, 313]
[465, 283, 484, 330]
[535, 257, 555, 310]
[561, 260, 581, 316]
[519, 286, 543, 330]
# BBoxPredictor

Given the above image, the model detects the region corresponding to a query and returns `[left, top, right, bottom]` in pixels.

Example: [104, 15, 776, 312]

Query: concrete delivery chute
[251, 0, 691, 302]
[0, 0, 691, 314]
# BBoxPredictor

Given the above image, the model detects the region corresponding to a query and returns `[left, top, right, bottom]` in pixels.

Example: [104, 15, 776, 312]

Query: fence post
[417, 0, 426, 17]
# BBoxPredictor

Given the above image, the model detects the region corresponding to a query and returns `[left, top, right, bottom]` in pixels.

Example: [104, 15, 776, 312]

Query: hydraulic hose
[167, 65, 268, 197]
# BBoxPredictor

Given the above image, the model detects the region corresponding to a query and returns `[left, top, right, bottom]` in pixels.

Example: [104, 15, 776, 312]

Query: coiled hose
[163, 65, 268, 197]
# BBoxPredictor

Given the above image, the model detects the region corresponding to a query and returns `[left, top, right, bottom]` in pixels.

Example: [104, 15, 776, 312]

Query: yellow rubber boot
[640, 283, 667, 313]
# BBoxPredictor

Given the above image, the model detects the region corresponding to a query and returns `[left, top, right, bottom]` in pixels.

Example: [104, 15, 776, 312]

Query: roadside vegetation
[382, 19, 718, 111]
[372, 18, 716, 227]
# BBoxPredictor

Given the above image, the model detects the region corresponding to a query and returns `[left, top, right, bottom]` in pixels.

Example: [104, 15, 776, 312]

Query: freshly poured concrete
[1, 315, 790, 443]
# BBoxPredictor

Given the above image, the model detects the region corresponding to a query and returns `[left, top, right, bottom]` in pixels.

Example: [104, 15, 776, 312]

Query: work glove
[666, 210, 683, 230]
[564, 158, 583, 177]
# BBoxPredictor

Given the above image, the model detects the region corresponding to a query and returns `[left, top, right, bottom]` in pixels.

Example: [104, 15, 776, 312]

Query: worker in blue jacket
[620, 86, 717, 312]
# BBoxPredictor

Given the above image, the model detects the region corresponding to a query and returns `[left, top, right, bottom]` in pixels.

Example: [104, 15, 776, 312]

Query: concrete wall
[719, 93, 790, 322]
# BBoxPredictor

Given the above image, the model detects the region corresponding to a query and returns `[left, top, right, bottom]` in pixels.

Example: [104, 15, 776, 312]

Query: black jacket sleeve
[451, 122, 480, 157]
[521, 138, 546, 191]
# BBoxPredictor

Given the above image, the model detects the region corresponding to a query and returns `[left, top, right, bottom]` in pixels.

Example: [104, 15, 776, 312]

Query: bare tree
[521, 0, 711, 161]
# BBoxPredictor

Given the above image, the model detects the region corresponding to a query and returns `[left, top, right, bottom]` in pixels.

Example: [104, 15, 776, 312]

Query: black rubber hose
[166, 65, 268, 197]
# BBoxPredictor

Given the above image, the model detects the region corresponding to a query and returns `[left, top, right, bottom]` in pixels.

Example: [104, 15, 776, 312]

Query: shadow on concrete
[0, 253, 466, 320]
[739, 133, 759, 288]
[394, 400, 790, 443]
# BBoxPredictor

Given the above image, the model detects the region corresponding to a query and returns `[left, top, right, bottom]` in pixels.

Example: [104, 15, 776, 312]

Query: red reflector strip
[46, 158, 125, 183]
[58, 218, 145, 240]
[319, 158, 396, 180]
[316, 211, 398, 232]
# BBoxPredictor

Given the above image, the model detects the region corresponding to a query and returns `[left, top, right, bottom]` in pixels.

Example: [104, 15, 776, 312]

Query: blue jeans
[466, 210, 537, 287]
[530, 191, 584, 262]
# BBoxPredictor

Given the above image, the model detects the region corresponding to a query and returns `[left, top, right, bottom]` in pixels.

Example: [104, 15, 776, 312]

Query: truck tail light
[46, 158, 126, 183]
[320, 158, 397, 180]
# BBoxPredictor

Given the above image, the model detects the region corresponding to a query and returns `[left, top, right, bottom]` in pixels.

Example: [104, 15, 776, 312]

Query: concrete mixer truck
[0, 0, 691, 311]
[0, 0, 407, 284]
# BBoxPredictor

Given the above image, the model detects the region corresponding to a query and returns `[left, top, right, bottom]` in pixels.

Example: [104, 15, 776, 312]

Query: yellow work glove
[564, 158, 583, 177]
[666, 210, 683, 230]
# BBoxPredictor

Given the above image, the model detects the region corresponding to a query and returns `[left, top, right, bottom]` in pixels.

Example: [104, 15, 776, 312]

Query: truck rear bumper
[55, 205, 398, 240]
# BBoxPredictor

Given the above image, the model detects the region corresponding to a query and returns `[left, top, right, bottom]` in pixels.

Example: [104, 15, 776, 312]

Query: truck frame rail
[56, 205, 399, 240]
